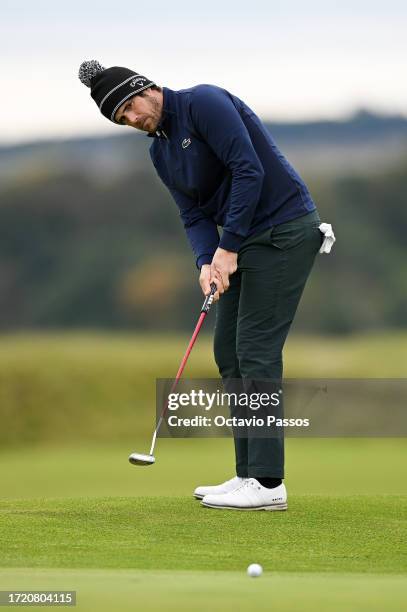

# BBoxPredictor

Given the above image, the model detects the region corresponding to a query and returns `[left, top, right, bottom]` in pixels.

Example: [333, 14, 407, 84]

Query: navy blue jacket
[148, 84, 316, 268]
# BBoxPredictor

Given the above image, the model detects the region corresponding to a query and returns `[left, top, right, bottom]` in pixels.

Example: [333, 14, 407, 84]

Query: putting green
[1, 496, 405, 573]
[0, 568, 406, 612]
[1, 333, 406, 610]
[1, 495, 406, 610]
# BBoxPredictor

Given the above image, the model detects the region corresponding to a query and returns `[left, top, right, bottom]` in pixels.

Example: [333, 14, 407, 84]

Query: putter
[129, 282, 218, 466]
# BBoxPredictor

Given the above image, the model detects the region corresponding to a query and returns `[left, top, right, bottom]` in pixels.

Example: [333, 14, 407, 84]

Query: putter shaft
[149, 283, 217, 456]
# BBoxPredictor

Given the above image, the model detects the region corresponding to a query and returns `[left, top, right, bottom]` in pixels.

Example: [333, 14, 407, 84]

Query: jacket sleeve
[167, 185, 220, 269]
[189, 85, 265, 252]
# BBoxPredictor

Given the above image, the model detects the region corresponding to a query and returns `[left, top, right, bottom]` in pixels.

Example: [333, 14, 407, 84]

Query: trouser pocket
[270, 224, 307, 250]
[270, 213, 322, 252]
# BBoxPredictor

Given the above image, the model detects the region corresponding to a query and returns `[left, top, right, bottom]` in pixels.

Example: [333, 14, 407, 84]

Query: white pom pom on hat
[78, 60, 106, 88]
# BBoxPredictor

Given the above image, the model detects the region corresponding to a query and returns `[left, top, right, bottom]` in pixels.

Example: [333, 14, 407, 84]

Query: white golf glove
[318, 223, 336, 254]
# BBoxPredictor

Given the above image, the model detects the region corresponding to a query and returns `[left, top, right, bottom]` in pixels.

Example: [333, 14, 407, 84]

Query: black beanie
[78, 60, 156, 124]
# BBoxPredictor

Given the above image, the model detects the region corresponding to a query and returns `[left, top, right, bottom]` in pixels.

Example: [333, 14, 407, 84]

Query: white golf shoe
[193, 476, 247, 500]
[201, 478, 287, 511]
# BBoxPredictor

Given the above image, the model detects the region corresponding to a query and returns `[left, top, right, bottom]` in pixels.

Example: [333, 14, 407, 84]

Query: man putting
[78, 60, 334, 511]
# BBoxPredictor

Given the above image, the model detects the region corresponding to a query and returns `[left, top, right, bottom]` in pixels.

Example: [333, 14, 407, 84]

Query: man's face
[114, 89, 163, 132]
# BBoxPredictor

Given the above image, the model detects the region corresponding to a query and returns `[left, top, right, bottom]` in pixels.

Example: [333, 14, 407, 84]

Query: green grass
[3, 439, 406, 612]
[1, 332, 406, 610]
[0, 496, 406, 611]
[1, 438, 407, 499]
[1, 496, 406, 573]
[1, 569, 406, 612]
[1, 331, 406, 446]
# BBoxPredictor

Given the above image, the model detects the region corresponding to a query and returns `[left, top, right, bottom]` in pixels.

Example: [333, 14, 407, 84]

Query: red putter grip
[201, 282, 217, 313]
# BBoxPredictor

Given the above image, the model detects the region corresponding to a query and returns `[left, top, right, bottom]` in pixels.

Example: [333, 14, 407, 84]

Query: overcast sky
[2, 0, 406, 144]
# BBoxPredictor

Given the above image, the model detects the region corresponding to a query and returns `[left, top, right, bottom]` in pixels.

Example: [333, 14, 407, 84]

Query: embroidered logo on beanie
[130, 77, 147, 88]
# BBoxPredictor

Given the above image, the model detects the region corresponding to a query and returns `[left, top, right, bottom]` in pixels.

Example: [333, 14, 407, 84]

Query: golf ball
[247, 563, 263, 577]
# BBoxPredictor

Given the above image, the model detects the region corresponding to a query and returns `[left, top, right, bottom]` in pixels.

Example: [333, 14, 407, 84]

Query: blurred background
[1, 0, 406, 499]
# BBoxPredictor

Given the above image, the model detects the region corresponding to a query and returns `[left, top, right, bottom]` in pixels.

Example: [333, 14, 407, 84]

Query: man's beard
[148, 96, 162, 131]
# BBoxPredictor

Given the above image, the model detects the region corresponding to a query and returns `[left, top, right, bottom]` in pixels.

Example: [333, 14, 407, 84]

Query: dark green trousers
[213, 210, 322, 478]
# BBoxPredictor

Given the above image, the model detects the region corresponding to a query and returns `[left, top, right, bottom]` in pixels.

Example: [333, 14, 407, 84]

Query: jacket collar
[147, 86, 176, 139]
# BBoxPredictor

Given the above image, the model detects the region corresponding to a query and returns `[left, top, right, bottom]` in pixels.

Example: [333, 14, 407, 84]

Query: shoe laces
[235, 477, 259, 492]
[239, 478, 262, 492]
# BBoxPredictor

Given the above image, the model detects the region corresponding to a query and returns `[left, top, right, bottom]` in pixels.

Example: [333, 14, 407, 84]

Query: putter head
[128, 452, 155, 466]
